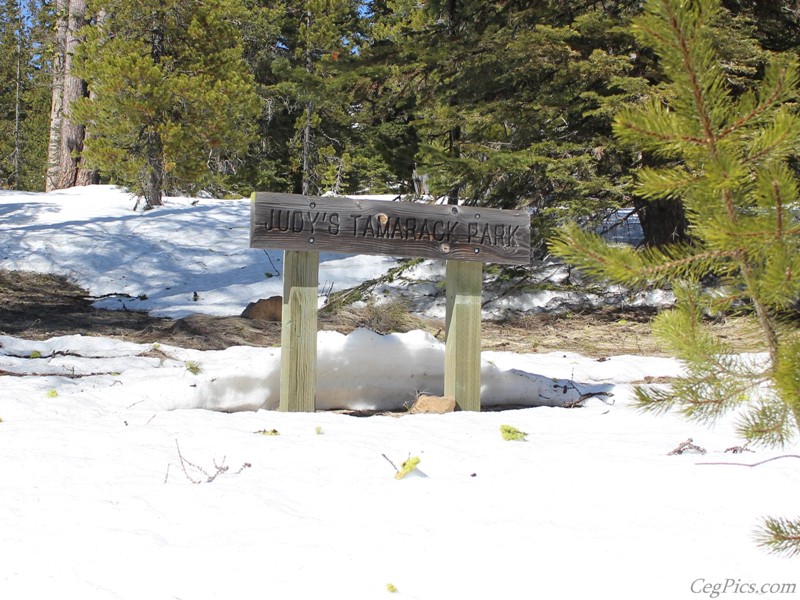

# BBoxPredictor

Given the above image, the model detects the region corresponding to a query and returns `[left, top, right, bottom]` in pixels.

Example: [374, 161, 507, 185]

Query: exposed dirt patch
[0, 269, 765, 356]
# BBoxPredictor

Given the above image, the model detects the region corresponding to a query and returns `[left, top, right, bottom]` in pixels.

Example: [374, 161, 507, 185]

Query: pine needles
[551, 0, 800, 557]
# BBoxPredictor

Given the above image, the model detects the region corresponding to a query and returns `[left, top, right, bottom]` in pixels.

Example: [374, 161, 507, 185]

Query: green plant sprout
[500, 424, 527, 441]
[46, 389, 58, 398]
[184, 360, 201, 375]
[255, 428, 280, 436]
[395, 456, 421, 480]
[30, 350, 41, 359]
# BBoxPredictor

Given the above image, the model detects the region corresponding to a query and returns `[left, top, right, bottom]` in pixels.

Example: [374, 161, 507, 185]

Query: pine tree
[241, 0, 364, 196]
[550, 0, 800, 556]
[18, 0, 51, 191]
[0, 0, 50, 190]
[71, 0, 260, 206]
[362, 1, 655, 251]
[0, 0, 26, 188]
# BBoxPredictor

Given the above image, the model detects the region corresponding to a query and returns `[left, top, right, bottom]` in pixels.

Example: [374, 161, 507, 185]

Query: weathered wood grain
[444, 260, 483, 411]
[279, 250, 319, 412]
[251, 192, 530, 265]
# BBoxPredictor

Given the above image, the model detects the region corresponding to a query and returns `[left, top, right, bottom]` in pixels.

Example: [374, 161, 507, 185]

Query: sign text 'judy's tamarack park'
[250, 192, 531, 265]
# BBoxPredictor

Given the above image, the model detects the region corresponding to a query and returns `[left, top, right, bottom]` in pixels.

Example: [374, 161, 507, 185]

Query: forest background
[3, 0, 800, 557]
[4, 0, 800, 252]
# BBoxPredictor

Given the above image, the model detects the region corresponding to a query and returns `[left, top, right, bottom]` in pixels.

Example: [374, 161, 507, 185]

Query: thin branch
[173, 439, 250, 484]
[696, 454, 800, 467]
[382, 453, 399, 473]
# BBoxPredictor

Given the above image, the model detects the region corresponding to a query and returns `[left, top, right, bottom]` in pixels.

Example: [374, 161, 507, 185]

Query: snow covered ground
[1, 186, 798, 599]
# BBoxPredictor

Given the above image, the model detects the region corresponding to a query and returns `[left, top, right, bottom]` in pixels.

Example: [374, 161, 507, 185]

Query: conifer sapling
[550, 0, 800, 556]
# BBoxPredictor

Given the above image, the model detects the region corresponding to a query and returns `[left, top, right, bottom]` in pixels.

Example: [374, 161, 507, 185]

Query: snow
[1, 186, 798, 599]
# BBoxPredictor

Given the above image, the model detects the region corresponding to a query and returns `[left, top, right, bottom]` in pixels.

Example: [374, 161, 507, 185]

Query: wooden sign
[251, 192, 530, 265]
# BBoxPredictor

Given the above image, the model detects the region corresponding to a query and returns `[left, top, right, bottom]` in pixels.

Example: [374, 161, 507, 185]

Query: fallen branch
[696, 454, 800, 467]
[0, 368, 121, 379]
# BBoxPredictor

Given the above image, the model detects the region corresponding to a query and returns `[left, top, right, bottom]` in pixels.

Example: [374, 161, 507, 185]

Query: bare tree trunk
[300, 9, 315, 197]
[56, 0, 92, 189]
[74, 86, 99, 187]
[45, 0, 68, 192]
[46, 0, 94, 191]
[634, 197, 689, 247]
[145, 132, 164, 207]
[301, 101, 314, 196]
[139, 6, 166, 207]
[76, 6, 104, 187]
[13, 3, 22, 189]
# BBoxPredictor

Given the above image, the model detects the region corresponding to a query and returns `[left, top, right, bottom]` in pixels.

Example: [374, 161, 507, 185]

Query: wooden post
[251, 192, 530, 413]
[444, 260, 483, 411]
[280, 250, 319, 412]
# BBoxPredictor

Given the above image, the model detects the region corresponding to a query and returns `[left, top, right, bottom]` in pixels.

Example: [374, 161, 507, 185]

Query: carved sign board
[250, 192, 531, 265]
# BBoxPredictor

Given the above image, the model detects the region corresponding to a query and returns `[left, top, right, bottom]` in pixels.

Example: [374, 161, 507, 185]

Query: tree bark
[45, 0, 68, 192]
[144, 132, 164, 207]
[634, 196, 689, 247]
[57, 0, 93, 188]
[301, 101, 314, 196]
[13, 2, 22, 189]
[46, 0, 95, 191]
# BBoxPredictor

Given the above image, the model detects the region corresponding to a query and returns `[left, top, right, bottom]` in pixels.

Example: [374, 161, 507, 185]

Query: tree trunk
[56, 0, 92, 188]
[446, 125, 461, 205]
[13, 3, 22, 189]
[75, 88, 99, 186]
[144, 132, 164, 207]
[138, 5, 164, 207]
[633, 196, 689, 247]
[301, 101, 314, 196]
[45, 0, 68, 192]
[47, 0, 94, 190]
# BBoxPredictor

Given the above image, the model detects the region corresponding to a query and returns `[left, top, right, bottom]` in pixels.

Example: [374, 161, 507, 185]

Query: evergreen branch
[717, 69, 787, 141]
[738, 399, 796, 447]
[755, 516, 800, 557]
[712, 225, 800, 243]
[675, 374, 760, 422]
[638, 248, 739, 279]
[615, 120, 707, 146]
[553, 224, 746, 288]
[743, 132, 791, 166]
[663, 0, 717, 152]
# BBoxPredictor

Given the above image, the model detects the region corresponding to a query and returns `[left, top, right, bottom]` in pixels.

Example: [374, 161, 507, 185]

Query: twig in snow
[724, 444, 753, 454]
[264, 249, 280, 276]
[173, 439, 250, 484]
[382, 453, 399, 473]
[668, 438, 706, 455]
[558, 375, 614, 408]
[696, 454, 800, 467]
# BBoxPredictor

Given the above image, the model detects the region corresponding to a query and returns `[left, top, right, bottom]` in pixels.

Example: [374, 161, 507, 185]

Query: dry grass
[0, 269, 768, 357]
